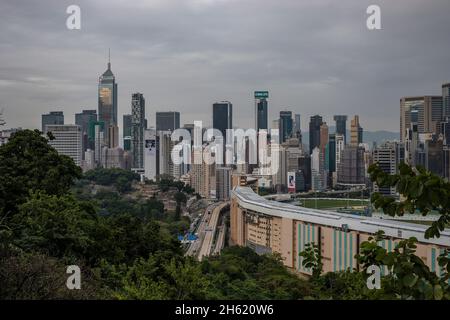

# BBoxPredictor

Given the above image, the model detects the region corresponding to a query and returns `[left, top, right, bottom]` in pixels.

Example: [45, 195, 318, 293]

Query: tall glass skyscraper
[255, 91, 269, 132]
[156, 112, 180, 132]
[75, 109, 97, 157]
[333, 115, 347, 144]
[279, 111, 293, 143]
[123, 114, 132, 151]
[131, 93, 145, 169]
[98, 54, 118, 147]
[213, 101, 233, 138]
[309, 115, 323, 155]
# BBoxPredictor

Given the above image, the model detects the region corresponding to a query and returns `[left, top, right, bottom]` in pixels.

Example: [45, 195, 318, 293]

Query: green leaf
[402, 274, 418, 288]
[433, 285, 443, 300]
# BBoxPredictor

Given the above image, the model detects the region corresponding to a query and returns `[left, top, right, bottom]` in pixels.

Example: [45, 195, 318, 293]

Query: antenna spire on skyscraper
[0, 107, 6, 126]
[108, 48, 111, 69]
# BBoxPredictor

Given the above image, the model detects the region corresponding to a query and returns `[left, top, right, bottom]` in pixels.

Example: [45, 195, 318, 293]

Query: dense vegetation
[84, 168, 140, 193]
[0, 130, 311, 299]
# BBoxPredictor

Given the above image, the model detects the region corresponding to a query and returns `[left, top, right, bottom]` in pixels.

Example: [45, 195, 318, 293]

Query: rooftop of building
[232, 186, 450, 247]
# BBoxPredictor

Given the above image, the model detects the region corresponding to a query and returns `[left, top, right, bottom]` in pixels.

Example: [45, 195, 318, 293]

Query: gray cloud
[0, 0, 449, 135]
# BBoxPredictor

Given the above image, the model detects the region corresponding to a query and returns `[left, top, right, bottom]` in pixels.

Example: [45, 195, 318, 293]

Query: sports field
[298, 198, 370, 210]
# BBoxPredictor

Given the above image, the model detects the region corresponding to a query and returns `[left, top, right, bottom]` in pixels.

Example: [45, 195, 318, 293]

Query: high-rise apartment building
[131, 93, 146, 169]
[98, 55, 118, 147]
[156, 111, 180, 132]
[337, 145, 366, 185]
[46, 124, 82, 166]
[311, 147, 323, 191]
[190, 146, 212, 198]
[335, 134, 345, 166]
[400, 96, 443, 141]
[373, 142, 398, 196]
[158, 130, 179, 179]
[42, 111, 64, 133]
[216, 166, 232, 201]
[309, 115, 323, 155]
[333, 115, 347, 144]
[101, 147, 125, 169]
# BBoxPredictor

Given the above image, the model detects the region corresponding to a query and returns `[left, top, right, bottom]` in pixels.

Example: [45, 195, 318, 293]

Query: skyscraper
[75, 110, 97, 158]
[90, 121, 105, 164]
[123, 114, 132, 151]
[98, 53, 118, 147]
[309, 115, 323, 155]
[46, 124, 82, 166]
[400, 96, 443, 141]
[294, 114, 301, 139]
[156, 112, 180, 132]
[279, 111, 293, 143]
[327, 133, 336, 174]
[213, 102, 233, 139]
[144, 128, 157, 181]
[373, 142, 398, 196]
[158, 130, 177, 178]
[337, 145, 366, 185]
[350, 115, 363, 146]
[335, 134, 345, 169]
[255, 91, 269, 131]
[443, 83, 450, 118]
[42, 111, 64, 133]
[216, 166, 232, 201]
[131, 93, 145, 169]
[333, 115, 347, 144]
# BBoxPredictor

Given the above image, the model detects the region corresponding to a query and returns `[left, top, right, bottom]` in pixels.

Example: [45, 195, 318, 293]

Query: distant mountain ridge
[300, 127, 399, 148]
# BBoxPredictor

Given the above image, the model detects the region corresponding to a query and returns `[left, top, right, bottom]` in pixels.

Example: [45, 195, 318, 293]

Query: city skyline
[1, 0, 449, 134]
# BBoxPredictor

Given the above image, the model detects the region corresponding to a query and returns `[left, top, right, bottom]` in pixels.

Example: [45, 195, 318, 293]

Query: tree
[356, 231, 449, 300]
[369, 162, 450, 238]
[356, 163, 450, 299]
[0, 252, 102, 299]
[0, 129, 81, 217]
[174, 192, 187, 221]
[115, 176, 132, 193]
[299, 243, 323, 279]
[84, 168, 139, 190]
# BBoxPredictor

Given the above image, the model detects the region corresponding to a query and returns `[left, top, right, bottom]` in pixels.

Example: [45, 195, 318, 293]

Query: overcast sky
[1, 0, 449, 134]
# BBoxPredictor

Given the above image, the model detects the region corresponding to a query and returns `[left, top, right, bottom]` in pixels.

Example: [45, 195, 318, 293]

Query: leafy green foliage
[369, 162, 450, 238]
[299, 243, 323, 279]
[157, 175, 194, 194]
[84, 168, 140, 193]
[0, 129, 81, 217]
[356, 231, 450, 300]
[200, 247, 312, 299]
